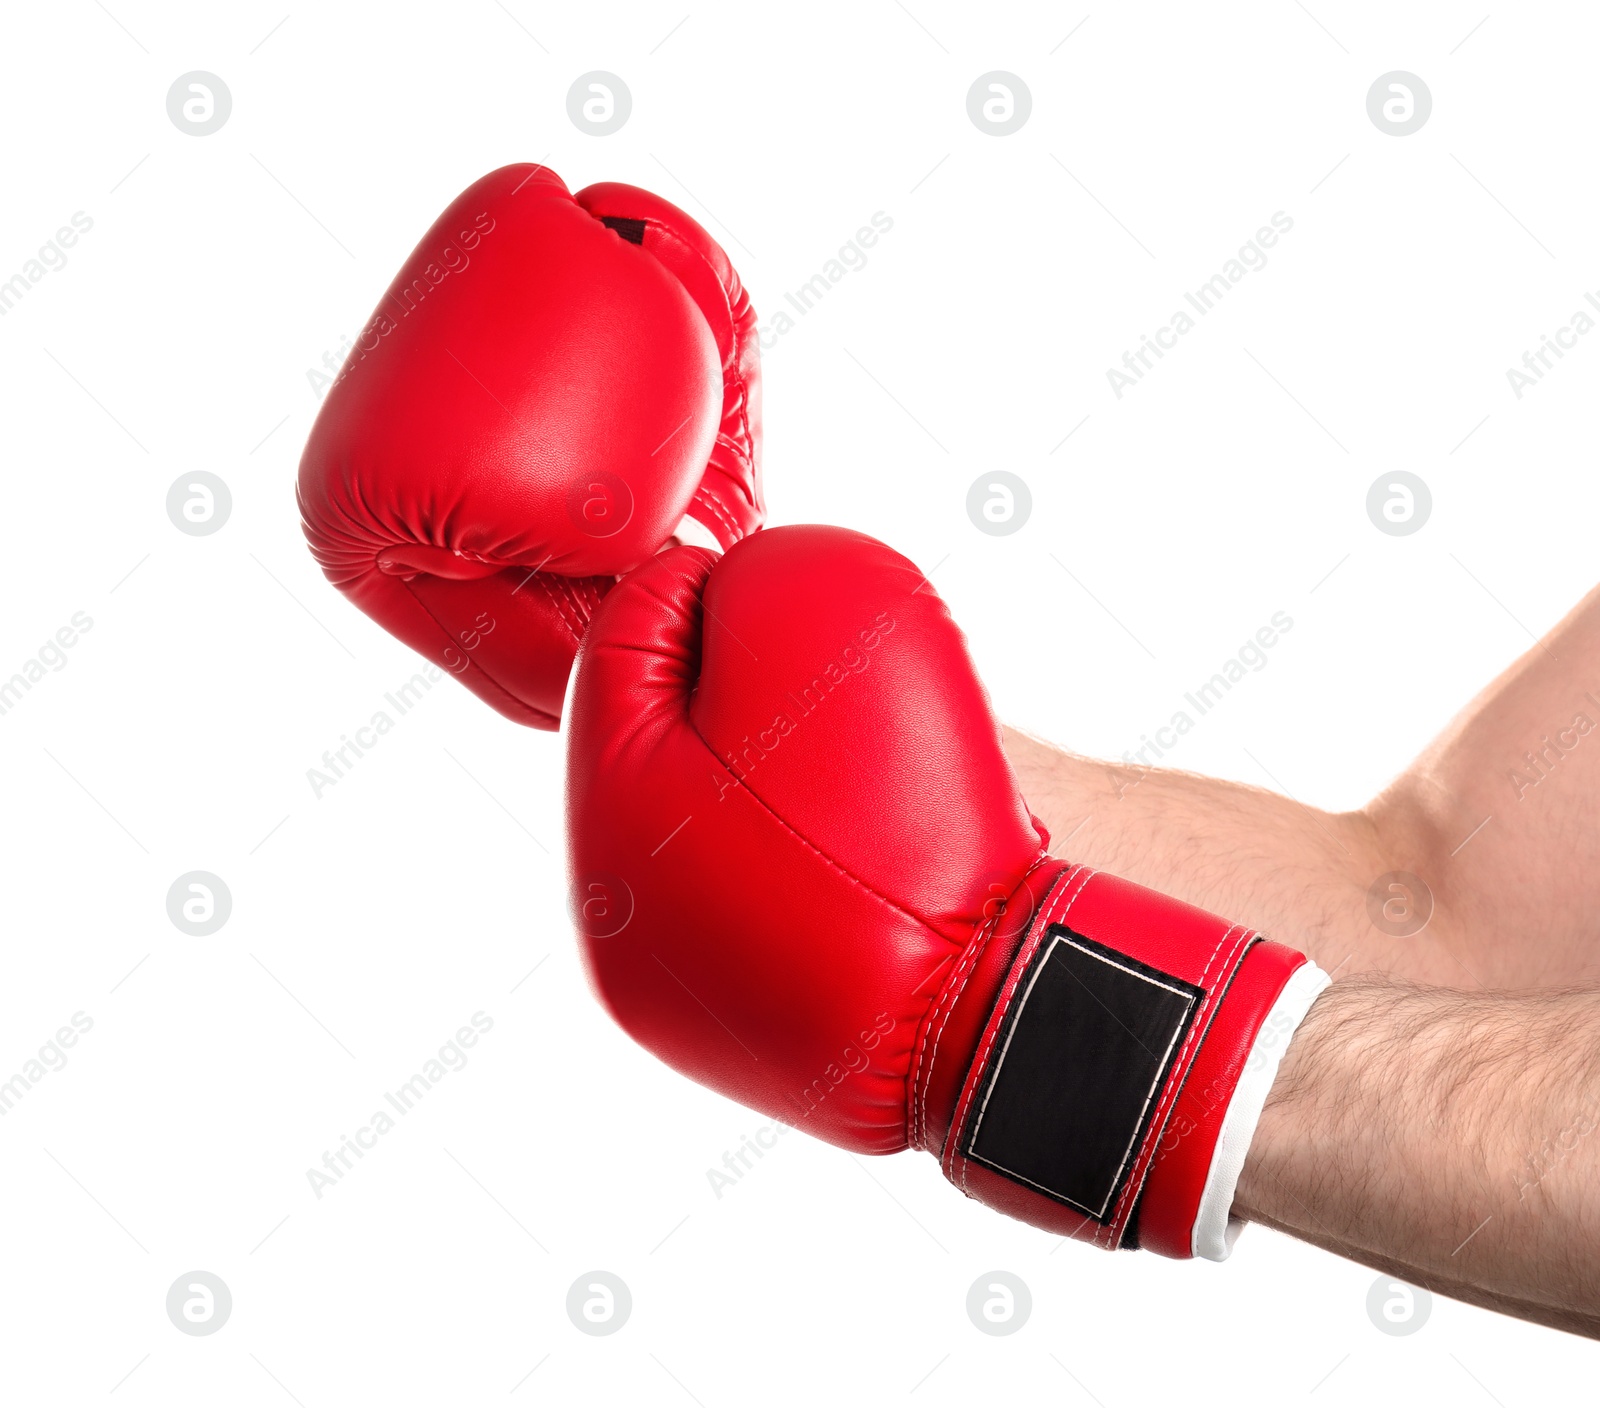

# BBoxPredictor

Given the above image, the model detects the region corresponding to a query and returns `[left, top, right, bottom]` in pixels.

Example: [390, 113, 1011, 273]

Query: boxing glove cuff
[1188, 957, 1329, 1258]
[938, 864, 1328, 1260]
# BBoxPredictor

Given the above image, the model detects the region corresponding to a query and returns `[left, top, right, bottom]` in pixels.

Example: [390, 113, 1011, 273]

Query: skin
[1002, 584, 1600, 1336]
[1236, 979, 1600, 1339]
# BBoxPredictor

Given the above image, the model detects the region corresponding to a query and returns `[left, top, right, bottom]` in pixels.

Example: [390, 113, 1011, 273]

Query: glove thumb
[565, 543, 718, 763]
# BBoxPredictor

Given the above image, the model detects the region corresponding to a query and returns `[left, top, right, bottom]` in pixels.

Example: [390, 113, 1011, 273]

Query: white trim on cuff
[1191, 959, 1332, 1261]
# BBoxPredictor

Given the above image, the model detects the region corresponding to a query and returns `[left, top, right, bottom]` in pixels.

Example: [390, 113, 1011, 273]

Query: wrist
[923, 863, 1327, 1258]
[1230, 976, 1353, 1226]
[1165, 956, 1330, 1258]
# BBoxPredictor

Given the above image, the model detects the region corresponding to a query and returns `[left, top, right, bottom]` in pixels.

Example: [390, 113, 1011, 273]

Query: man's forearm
[1003, 726, 1464, 987]
[1235, 978, 1600, 1336]
[1005, 583, 1600, 992]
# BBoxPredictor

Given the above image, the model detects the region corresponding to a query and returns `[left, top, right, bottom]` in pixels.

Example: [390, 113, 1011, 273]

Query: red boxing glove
[566, 526, 1328, 1258]
[298, 164, 762, 729]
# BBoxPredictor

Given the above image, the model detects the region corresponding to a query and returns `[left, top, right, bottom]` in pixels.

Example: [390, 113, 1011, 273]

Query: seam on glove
[1101, 924, 1254, 1250]
[684, 717, 944, 941]
[690, 486, 743, 545]
[1190, 958, 1328, 1260]
[909, 914, 998, 1150]
[722, 292, 758, 498]
[908, 917, 998, 1152]
[943, 865, 1096, 1190]
[642, 217, 757, 527]
[960, 867, 1098, 1200]
[714, 388, 757, 483]
[908, 851, 1055, 1150]
[536, 574, 586, 645]
[1102, 924, 1249, 1248]
[1095, 923, 1244, 1248]
[556, 576, 598, 638]
[644, 219, 738, 339]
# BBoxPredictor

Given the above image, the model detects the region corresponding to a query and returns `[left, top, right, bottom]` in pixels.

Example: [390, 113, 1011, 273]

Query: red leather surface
[911, 855, 1067, 1155]
[565, 526, 1043, 1152]
[565, 524, 1311, 1253]
[1136, 938, 1306, 1258]
[575, 183, 763, 546]
[940, 867, 1298, 1255]
[298, 163, 761, 728]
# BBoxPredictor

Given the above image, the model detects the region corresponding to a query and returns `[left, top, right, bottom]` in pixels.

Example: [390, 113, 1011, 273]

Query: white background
[2, 1, 1596, 1403]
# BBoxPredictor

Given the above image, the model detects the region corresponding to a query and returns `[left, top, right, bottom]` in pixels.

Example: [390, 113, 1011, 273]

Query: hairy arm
[1003, 725, 1409, 983]
[1235, 977, 1600, 1338]
[1005, 583, 1600, 990]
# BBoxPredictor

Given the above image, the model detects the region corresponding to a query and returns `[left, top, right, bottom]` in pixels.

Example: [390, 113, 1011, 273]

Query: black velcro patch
[962, 925, 1204, 1222]
[600, 216, 647, 245]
